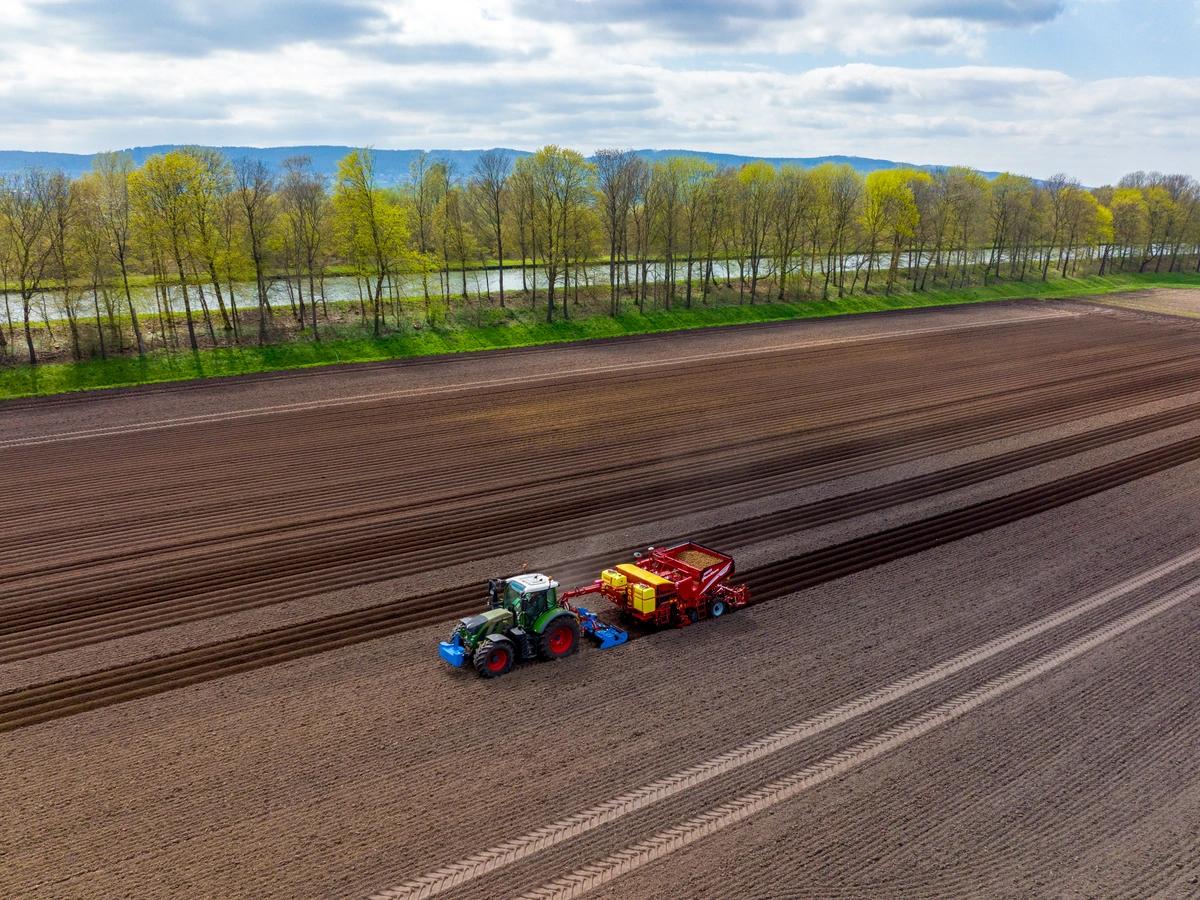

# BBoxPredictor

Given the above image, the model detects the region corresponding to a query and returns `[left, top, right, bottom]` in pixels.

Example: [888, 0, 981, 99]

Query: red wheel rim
[547, 623, 574, 655]
[486, 648, 509, 672]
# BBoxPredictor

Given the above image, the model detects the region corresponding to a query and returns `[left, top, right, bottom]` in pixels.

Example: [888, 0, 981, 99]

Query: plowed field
[3, 296, 1200, 899]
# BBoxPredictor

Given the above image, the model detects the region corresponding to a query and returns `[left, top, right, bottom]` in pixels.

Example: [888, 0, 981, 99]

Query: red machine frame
[561, 541, 750, 627]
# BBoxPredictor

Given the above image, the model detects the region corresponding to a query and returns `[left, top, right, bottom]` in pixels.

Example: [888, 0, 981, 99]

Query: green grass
[3, 271, 1198, 400]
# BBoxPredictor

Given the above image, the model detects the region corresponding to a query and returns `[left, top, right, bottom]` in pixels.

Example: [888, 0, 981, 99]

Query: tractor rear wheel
[473, 638, 514, 678]
[540, 617, 580, 660]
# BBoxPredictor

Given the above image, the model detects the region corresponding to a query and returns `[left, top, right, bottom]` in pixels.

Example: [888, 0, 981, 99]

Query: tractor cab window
[503, 582, 524, 604]
[523, 590, 549, 620]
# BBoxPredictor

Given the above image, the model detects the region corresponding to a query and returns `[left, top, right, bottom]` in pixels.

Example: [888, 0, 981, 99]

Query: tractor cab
[497, 574, 558, 628]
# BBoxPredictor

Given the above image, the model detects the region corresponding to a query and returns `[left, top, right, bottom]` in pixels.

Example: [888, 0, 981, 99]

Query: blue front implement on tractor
[438, 631, 468, 668]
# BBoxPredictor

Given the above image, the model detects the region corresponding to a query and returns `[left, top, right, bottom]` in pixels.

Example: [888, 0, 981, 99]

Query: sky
[0, 0, 1196, 183]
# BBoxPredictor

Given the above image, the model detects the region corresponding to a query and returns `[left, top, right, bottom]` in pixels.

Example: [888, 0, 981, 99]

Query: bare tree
[280, 156, 328, 339]
[45, 171, 84, 358]
[594, 148, 638, 314]
[233, 157, 277, 345]
[0, 169, 55, 363]
[471, 149, 511, 308]
[93, 152, 146, 355]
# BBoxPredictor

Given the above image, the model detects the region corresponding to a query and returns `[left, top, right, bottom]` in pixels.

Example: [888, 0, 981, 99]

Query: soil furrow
[5, 427, 1200, 731]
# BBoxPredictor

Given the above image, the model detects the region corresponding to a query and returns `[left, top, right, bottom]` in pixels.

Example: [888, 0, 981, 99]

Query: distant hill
[0, 145, 1005, 182]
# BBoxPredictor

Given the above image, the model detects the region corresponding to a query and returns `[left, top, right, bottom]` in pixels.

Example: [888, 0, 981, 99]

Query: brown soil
[3, 296, 1200, 898]
[1087, 287, 1200, 321]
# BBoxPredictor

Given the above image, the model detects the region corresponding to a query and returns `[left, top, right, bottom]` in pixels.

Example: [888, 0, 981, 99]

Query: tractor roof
[507, 573, 557, 593]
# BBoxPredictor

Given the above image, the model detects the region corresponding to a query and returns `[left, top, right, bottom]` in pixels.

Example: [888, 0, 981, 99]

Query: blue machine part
[576, 607, 629, 650]
[438, 632, 468, 667]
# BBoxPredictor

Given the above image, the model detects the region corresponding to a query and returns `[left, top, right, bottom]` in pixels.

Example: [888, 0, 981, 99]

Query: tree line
[1, 144, 1198, 365]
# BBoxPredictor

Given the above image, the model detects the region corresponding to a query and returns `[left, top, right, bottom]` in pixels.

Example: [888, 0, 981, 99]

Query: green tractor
[438, 573, 582, 677]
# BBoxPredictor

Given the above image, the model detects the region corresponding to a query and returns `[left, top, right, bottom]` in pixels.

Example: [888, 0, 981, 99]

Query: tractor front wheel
[473, 638, 515, 678]
[540, 617, 580, 660]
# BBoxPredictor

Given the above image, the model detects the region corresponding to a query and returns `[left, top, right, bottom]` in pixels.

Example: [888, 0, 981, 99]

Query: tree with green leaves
[769, 165, 811, 300]
[734, 160, 774, 301]
[132, 150, 214, 350]
[183, 147, 236, 335]
[818, 164, 862, 298]
[527, 145, 593, 321]
[333, 148, 410, 336]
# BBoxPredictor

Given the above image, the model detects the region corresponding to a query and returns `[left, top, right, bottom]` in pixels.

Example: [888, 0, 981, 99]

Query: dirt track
[3, 296, 1200, 898]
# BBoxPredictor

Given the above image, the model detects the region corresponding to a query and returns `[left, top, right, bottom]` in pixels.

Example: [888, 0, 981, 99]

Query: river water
[1, 257, 829, 325]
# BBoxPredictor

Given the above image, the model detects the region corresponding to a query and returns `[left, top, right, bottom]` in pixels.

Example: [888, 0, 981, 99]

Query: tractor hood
[440, 607, 514, 669]
[460, 608, 512, 634]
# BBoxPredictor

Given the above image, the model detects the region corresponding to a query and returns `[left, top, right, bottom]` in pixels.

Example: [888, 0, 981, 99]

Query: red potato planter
[561, 541, 750, 628]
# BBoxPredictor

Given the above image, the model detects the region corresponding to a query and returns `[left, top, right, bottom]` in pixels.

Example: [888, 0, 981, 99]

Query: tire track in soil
[711, 620, 1200, 900]
[813, 628, 1200, 898]
[366, 546, 1200, 900]
[834, 614, 1200, 899]
[514, 578, 1200, 900]
[5, 431, 1200, 733]
[8, 344, 1200, 657]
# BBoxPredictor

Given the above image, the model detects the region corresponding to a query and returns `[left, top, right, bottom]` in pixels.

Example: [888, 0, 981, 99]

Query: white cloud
[18, 0, 385, 53]
[0, 0, 1194, 183]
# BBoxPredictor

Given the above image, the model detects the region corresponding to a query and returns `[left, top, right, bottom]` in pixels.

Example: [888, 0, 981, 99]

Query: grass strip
[2, 272, 1197, 400]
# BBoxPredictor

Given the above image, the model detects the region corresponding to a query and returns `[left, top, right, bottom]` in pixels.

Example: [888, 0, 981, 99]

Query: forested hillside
[0, 147, 994, 184]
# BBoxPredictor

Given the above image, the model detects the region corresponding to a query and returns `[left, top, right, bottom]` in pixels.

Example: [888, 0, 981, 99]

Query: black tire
[539, 616, 581, 660]
[473, 637, 514, 678]
[708, 598, 728, 619]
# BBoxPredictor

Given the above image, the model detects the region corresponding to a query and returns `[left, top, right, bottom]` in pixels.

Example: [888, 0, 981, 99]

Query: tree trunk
[172, 242, 199, 351]
[227, 273, 241, 344]
[92, 282, 107, 360]
[64, 288, 82, 360]
[253, 251, 269, 346]
[496, 225, 505, 309]
[206, 262, 233, 331]
[117, 256, 146, 356]
[22, 294, 37, 364]
[191, 270, 219, 346]
[0, 292, 10, 356]
[309, 267, 320, 340]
